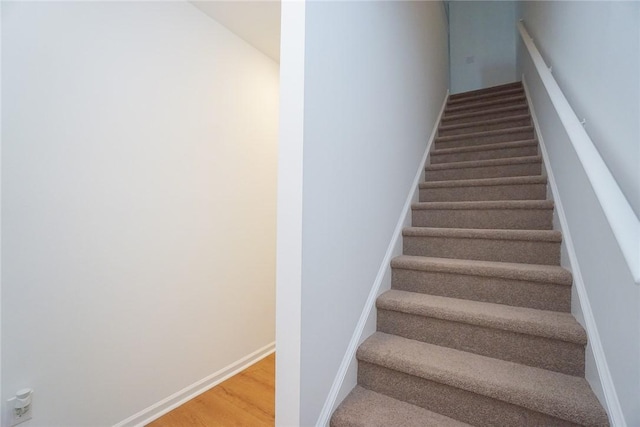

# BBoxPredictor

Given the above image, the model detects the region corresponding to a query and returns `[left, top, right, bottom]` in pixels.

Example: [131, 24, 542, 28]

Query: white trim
[275, 2, 306, 426]
[522, 79, 625, 427]
[518, 21, 640, 284]
[0, 0, 3, 408]
[112, 342, 276, 427]
[315, 91, 449, 427]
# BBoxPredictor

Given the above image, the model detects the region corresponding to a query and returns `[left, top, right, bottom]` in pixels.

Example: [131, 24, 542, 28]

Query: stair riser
[449, 82, 523, 101]
[439, 117, 531, 137]
[403, 236, 560, 265]
[447, 91, 525, 109]
[435, 129, 535, 149]
[358, 362, 579, 427]
[431, 145, 538, 164]
[412, 208, 553, 230]
[442, 106, 529, 125]
[391, 268, 571, 312]
[377, 310, 585, 376]
[445, 99, 527, 116]
[420, 183, 547, 202]
[425, 162, 542, 181]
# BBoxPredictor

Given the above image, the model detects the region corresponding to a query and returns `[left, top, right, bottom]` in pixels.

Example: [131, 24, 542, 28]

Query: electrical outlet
[6, 392, 33, 427]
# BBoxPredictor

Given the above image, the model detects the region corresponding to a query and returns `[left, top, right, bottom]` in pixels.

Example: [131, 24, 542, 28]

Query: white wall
[293, 2, 449, 425]
[449, 1, 518, 94]
[1, 2, 278, 426]
[518, 2, 640, 425]
[518, 1, 639, 217]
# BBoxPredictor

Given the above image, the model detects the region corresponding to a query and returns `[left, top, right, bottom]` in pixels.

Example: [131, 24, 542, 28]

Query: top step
[449, 82, 523, 101]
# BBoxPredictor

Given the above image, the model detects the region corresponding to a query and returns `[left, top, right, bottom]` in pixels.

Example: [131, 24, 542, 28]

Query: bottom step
[357, 333, 609, 427]
[331, 386, 471, 427]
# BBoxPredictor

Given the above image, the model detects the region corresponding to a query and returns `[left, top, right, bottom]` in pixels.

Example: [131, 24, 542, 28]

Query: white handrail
[518, 20, 640, 284]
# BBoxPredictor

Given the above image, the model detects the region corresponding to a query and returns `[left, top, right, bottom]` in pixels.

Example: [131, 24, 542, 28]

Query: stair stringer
[522, 77, 623, 426]
[315, 91, 449, 427]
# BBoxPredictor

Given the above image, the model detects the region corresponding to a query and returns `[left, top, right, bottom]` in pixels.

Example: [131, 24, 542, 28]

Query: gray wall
[518, 2, 640, 425]
[299, 1, 449, 425]
[518, 1, 639, 216]
[2, 2, 278, 425]
[449, 1, 518, 93]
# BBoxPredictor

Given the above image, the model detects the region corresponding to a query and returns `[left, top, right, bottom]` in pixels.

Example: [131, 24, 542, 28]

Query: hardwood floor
[147, 353, 275, 427]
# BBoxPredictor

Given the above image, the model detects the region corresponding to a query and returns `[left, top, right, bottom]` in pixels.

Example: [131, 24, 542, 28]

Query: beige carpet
[331, 82, 609, 426]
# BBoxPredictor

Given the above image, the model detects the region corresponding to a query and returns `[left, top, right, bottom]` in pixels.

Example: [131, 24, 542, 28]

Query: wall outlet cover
[6, 397, 33, 427]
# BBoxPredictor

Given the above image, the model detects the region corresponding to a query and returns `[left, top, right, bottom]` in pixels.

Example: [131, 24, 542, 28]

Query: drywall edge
[0, 0, 3, 412]
[275, 1, 305, 425]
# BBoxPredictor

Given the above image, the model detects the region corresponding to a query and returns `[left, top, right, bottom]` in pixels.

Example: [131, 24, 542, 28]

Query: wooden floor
[147, 353, 275, 427]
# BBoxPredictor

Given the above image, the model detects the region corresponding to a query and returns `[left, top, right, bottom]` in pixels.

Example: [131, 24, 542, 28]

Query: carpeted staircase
[330, 82, 610, 426]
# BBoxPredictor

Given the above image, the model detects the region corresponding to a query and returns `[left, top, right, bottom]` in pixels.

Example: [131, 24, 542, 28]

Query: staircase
[330, 82, 610, 426]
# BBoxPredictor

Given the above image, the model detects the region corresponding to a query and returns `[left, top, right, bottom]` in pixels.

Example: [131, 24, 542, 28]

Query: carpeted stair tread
[444, 92, 527, 113]
[411, 201, 553, 230]
[447, 95, 526, 112]
[439, 114, 530, 133]
[447, 88, 524, 107]
[449, 81, 523, 100]
[434, 132, 536, 151]
[444, 95, 527, 114]
[426, 155, 541, 171]
[432, 139, 538, 156]
[402, 227, 561, 242]
[420, 175, 547, 189]
[439, 117, 532, 138]
[419, 179, 547, 202]
[376, 290, 586, 375]
[391, 256, 572, 312]
[391, 255, 572, 285]
[403, 228, 561, 265]
[377, 290, 586, 344]
[412, 199, 553, 210]
[435, 126, 534, 144]
[411, 200, 554, 229]
[425, 162, 542, 181]
[429, 145, 542, 166]
[419, 175, 548, 202]
[441, 104, 529, 124]
[357, 333, 609, 426]
[331, 386, 472, 427]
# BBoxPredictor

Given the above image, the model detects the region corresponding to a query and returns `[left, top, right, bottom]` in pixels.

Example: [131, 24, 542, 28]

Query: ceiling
[190, 1, 281, 62]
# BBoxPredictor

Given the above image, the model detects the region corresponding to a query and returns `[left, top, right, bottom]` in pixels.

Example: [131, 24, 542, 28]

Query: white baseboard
[522, 77, 625, 427]
[113, 342, 276, 427]
[314, 91, 449, 427]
